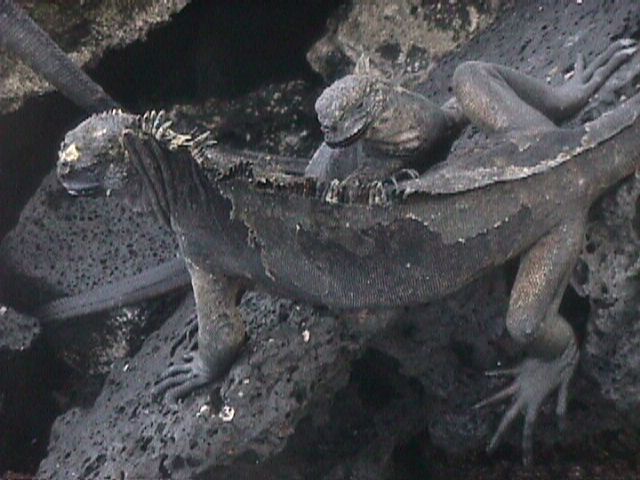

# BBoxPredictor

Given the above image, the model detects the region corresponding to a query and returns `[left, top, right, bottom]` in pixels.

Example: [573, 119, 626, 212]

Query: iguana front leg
[475, 214, 587, 465]
[153, 262, 246, 403]
[453, 38, 637, 133]
[122, 132, 247, 402]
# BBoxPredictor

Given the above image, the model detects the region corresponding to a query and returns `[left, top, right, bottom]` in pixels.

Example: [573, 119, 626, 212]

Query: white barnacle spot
[302, 329, 310, 343]
[197, 404, 211, 418]
[61, 143, 81, 163]
[0, 306, 6, 315]
[405, 262, 411, 269]
[219, 405, 235, 422]
[123, 363, 129, 372]
[467, 5, 480, 32]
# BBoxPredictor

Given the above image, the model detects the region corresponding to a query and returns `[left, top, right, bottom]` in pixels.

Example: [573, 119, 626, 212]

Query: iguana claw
[558, 38, 638, 115]
[474, 340, 578, 466]
[152, 353, 215, 404]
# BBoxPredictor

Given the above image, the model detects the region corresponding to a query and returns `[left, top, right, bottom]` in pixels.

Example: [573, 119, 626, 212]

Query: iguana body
[54, 40, 638, 465]
[4, 0, 638, 465]
[307, 42, 637, 190]
[305, 72, 466, 186]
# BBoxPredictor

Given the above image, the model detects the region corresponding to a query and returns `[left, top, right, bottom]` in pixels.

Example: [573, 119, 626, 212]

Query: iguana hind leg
[453, 38, 637, 132]
[475, 214, 586, 465]
[153, 260, 246, 403]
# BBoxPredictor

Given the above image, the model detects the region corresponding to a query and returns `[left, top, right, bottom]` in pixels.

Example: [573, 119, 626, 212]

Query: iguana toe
[153, 353, 216, 403]
[474, 341, 578, 465]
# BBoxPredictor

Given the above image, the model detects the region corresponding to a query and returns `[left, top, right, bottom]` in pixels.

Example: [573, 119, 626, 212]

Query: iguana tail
[35, 258, 190, 322]
[0, 0, 119, 112]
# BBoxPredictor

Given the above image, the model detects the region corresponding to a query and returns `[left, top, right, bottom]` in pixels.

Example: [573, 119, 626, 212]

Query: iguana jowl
[53, 40, 639, 465]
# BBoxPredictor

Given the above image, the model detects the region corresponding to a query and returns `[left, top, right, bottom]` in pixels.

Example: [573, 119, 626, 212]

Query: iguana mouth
[59, 178, 103, 197]
[324, 121, 369, 148]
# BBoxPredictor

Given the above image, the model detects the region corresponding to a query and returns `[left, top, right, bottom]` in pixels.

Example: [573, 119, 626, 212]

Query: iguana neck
[362, 85, 466, 159]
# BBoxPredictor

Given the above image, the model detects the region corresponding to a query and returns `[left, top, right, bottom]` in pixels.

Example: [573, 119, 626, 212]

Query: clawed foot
[384, 168, 420, 197]
[474, 342, 578, 466]
[152, 352, 216, 404]
[389, 168, 420, 187]
[560, 38, 637, 113]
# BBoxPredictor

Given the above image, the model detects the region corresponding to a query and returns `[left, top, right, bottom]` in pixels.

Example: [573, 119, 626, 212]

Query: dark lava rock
[0, 170, 178, 374]
[171, 80, 323, 157]
[36, 293, 361, 478]
[0, 303, 40, 356]
[3, 0, 640, 478]
[578, 177, 640, 419]
[0, 305, 57, 474]
[307, 0, 503, 82]
[0, 0, 190, 114]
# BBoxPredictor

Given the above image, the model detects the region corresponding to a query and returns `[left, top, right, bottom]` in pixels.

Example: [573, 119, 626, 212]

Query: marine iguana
[4, 0, 640, 465]
[305, 56, 468, 187]
[53, 39, 639, 465]
[33, 36, 637, 320]
[306, 42, 638, 191]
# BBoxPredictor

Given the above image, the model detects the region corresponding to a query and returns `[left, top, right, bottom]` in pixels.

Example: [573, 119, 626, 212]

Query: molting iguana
[53, 39, 640, 466]
[305, 56, 468, 188]
[306, 43, 637, 194]
[31, 34, 637, 321]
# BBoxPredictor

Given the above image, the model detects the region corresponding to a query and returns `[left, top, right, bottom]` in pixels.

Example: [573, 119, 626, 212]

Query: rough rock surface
[578, 178, 640, 418]
[35, 275, 505, 479]
[0, 170, 179, 374]
[0, 303, 40, 356]
[307, 0, 503, 82]
[37, 293, 360, 478]
[0, 0, 639, 478]
[0, 0, 190, 114]
[0, 305, 54, 474]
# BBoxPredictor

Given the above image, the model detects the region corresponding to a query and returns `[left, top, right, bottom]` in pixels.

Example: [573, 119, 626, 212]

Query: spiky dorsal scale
[139, 110, 213, 166]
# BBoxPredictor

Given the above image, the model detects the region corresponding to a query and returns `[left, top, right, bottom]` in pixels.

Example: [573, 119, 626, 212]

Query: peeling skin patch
[61, 143, 81, 163]
[219, 405, 235, 422]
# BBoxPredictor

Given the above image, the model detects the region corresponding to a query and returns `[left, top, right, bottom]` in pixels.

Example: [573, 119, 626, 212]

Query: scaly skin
[6, 0, 639, 465]
[52, 38, 640, 465]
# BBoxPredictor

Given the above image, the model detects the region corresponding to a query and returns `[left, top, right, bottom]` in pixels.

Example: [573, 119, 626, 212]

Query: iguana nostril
[58, 162, 70, 175]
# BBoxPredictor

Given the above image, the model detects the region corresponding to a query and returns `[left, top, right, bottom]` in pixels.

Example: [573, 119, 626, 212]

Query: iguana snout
[315, 74, 380, 147]
[57, 110, 138, 195]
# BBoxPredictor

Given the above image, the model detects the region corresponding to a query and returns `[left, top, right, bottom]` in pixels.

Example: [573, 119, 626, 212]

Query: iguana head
[315, 74, 386, 148]
[57, 110, 138, 195]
